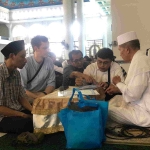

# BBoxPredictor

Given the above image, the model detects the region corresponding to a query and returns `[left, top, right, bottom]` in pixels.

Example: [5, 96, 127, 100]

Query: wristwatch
[42, 91, 47, 95]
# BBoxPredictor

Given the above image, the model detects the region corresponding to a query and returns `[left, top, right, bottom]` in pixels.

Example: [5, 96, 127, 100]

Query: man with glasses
[62, 50, 93, 87]
[75, 48, 125, 100]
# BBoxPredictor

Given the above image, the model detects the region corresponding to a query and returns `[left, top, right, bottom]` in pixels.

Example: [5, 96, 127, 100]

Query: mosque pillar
[5, 23, 12, 41]
[77, 0, 85, 56]
[63, 0, 75, 59]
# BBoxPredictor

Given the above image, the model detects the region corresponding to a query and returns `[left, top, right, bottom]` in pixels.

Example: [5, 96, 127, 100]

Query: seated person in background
[62, 50, 93, 87]
[0, 40, 33, 133]
[83, 56, 92, 65]
[109, 31, 150, 127]
[48, 52, 63, 74]
[20, 35, 55, 101]
[48, 52, 63, 88]
[75, 48, 125, 101]
[90, 55, 96, 63]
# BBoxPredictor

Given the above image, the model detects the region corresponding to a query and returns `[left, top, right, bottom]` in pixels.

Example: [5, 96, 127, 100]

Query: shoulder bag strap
[27, 58, 45, 84]
[107, 67, 110, 86]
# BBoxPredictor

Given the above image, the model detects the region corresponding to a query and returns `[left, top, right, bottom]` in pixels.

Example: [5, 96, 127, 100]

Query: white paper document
[58, 89, 99, 97]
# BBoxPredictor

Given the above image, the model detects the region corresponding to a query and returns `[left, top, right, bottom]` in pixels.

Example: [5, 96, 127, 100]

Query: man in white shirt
[109, 31, 150, 127]
[75, 48, 125, 100]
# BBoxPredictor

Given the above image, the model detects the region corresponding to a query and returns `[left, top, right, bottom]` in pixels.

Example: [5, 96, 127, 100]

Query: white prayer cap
[117, 31, 138, 46]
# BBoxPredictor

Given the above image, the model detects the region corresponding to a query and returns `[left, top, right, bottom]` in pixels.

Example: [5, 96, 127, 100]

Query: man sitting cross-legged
[20, 36, 55, 102]
[109, 31, 150, 127]
[0, 40, 33, 133]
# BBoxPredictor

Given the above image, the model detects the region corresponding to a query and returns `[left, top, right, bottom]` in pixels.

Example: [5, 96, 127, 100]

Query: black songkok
[1, 40, 25, 57]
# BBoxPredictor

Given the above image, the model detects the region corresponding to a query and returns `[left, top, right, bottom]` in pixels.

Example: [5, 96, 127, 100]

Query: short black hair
[96, 48, 114, 60]
[84, 56, 92, 61]
[69, 50, 83, 61]
[31, 35, 48, 48]
[120, 39, 140, 50]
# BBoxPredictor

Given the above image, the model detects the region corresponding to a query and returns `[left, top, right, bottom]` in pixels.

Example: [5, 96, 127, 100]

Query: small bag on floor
[16, 132, 44, 145]
[58, 88, 108, 149]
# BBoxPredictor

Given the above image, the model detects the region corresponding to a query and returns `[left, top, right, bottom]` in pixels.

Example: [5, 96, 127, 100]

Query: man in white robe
[109, 31, 150, 127]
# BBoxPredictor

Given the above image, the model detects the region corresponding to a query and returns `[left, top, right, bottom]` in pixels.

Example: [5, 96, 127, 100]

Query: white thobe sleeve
[83, 65, 92, 76]
[116, 72, 149, 103]
[54, 65, 63, 74]
[62, 61, 68, 68]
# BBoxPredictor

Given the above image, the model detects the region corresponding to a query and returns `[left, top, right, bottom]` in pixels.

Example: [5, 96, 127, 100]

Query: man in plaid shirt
[0, 40, 33, 133]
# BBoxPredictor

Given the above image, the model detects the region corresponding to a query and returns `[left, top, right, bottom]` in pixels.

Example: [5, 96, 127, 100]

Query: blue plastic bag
[58, 88, 108, 149]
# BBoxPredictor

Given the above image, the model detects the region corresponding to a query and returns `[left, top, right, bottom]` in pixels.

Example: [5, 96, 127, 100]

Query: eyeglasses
[97, 60, 111, 66]
[72, 57, 83, 63]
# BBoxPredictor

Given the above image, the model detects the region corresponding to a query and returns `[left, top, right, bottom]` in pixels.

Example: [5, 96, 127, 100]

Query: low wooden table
[32, 87, 105, 134]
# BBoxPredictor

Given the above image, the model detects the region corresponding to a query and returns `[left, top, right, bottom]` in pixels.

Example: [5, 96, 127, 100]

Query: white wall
[111, 0, 150, 72]
[0, 24, 9, 37]
[106, 15, 112, 48]
[102, 15, 112, 48]
[0, 45, 5, 62]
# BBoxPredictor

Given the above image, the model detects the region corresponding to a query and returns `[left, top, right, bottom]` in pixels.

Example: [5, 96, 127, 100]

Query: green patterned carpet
[0, 132, 150, 150]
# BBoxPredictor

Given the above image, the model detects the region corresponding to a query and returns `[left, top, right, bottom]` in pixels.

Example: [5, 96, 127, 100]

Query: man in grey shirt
[20, 35, 55, 100]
